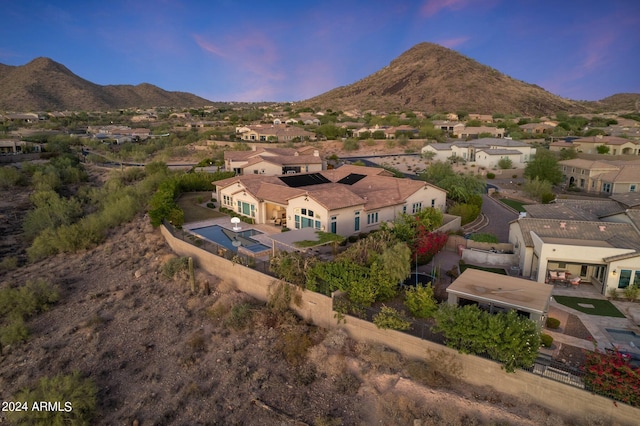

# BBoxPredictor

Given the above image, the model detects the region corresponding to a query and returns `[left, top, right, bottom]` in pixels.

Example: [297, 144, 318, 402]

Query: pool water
[606, 328, 640, 348]
[191, 225, 270, 253]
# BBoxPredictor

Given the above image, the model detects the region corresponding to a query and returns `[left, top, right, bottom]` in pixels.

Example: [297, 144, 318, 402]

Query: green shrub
[546, 317, 561, 329]
[486, 172, 496, 179]
[623, 284, 639, 301]
[0, 166, 25, 188]
[448, 203, 481, 225]
[0, 256, 18, 272]
[0, 316, 30, 346]
[404, 284, 438, 319]
[540, 333, 554, 348]
[373, 305, 411, 330]
[7, 372, 97, 426]
[206, 202, 215, 208]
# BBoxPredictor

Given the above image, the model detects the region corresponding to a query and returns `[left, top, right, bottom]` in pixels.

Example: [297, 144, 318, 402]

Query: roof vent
[560, 222, 566, 229]
[599, 225, 606, 231]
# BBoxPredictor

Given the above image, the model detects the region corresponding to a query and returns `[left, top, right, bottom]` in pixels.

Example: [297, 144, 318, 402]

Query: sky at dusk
[1, 0, 639, 103]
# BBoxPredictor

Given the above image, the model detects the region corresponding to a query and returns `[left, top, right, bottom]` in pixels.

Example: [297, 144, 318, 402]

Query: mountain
[302, 42, 593, 116]
[0, 57, 212, 111]
[587, 93, 640, 112]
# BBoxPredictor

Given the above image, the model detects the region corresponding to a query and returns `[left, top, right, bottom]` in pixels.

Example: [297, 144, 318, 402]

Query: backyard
[176, 191, 225, 223]
[553, 296, 626, 318]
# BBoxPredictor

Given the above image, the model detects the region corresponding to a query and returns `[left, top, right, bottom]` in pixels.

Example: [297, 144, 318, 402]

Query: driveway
[480, 194, 519, 242]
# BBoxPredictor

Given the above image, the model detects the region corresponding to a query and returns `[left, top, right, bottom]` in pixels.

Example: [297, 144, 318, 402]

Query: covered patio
[447, 268, 554, 326]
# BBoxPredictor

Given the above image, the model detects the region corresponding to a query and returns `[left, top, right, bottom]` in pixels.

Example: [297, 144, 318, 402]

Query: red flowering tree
[582, 345, 640, 407]
[413, 228, 448, 265]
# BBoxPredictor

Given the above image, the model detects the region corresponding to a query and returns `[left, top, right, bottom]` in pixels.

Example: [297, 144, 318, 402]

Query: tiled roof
[559, 159, 618, 170]
[610, 193, 640, 208]
[215, 165, 443, 212]
[597, 165, 640, 183]
[553, 199, 626, 218]
[515, 218, 640, 252]
[524, 204, 599, 221]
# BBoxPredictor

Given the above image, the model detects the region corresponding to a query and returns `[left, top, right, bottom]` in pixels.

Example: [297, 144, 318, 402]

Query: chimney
[560, 222, 566, 229]
[599, 225, 606, 231]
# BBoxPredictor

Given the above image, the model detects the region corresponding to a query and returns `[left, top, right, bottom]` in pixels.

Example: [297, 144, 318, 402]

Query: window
[330, 217, 337, 234]
[431, 199, 436, 208]
[412, 202, 422, 214]
[631, 184, 637, 192]
[295, 208, 319, 229]
[602, 183, 612, 193]
[402, 205, 407, 214]
[618, 269, 632, 289]
[223, 195, 233, 206]
[354, 211, 360, 232]
[367, 212, 379, 225]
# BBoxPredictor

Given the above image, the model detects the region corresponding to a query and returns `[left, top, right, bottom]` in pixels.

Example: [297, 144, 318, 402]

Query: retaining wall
[160, 224, 639, 425]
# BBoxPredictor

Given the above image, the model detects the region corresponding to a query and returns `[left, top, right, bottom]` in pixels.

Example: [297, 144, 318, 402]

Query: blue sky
[1, 0, 639, 103]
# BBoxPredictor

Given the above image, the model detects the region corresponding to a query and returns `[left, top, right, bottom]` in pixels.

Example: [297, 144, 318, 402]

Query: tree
[373, 305, 411, 330]
[524, 149, 563, 185]
[596, 144, 610, 154]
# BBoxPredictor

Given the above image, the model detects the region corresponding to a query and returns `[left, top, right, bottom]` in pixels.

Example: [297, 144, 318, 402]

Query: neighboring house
[214, 165, 447, 237]
[453, 126, 505, 139]
[519, 122, 556, 134]
[432, 120, 465, 133]
[509, 216, 640, 296]
[569, 135, 639, 155]
[421, 138, 535, 168]
[224, 146, 322, 176]
[468, 114, 493, 122]
[4, 113, 41, 122]
[559, 159, 640, 194]
[239, 124, 315, 142]
[0, 140, 42, 154]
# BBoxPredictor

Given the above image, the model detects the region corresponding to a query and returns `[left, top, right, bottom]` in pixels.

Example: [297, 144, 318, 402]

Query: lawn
[177, 192, 226, 223]
[459, 263, 508, 275]
[499, 198, 527, 212]
[552, 296, 626, 318]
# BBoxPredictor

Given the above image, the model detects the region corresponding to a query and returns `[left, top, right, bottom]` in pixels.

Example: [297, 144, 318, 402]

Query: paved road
[479, 194, 519, 242]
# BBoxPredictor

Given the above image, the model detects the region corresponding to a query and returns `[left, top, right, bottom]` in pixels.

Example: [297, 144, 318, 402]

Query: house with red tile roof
[559, 158, 640, 194]
[214, 165, 446, 236]
[224, 146, 323, 176]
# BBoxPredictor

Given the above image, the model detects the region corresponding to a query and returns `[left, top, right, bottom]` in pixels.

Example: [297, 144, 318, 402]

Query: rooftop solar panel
[337, 173, 366, 185]
[278, 173, 331, 188]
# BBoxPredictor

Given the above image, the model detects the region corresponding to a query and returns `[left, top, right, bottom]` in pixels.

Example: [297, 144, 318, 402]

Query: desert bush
[279, 328, 313, 365]
[540, 333, 554, 348]
[546, 317, 561, 329]
[0, 279, 60, 320]
[0, 166, 25, 188]
[404, 284, 438, 319]
[342, 138, 360, 151]
[334, 371, 361, 395]
[486, 172, 496, 179]
[623, 284, 639, 301]
[162, 257, 189, 278]
[224, 302, 253, 330]
[0, 256, 18, 272]
[7, 372, 97, 426]
[373, 305, 411, 330]
[0, 316, 29, 346]
[541, 192, 555, 204]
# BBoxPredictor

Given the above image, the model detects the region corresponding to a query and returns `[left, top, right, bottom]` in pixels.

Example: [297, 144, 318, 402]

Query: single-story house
[224, 146, 322, 176]
[239, 124, 316, 142]
[509, 217, 640, 296]
[213, 165, 447, 237]
[446, 268, 553, 326]
[421, 138, 535, 168]
[568, 135, 640, 155]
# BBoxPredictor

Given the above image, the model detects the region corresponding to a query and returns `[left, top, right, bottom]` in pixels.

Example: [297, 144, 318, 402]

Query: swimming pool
[191, 225, 270, 254]
[606, 328, 640, 348]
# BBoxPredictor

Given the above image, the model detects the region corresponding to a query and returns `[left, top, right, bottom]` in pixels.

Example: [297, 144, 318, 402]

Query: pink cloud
[420, 0, 471, 17]
[437, 36, 470, 48]
[193, 34, 226, 57]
